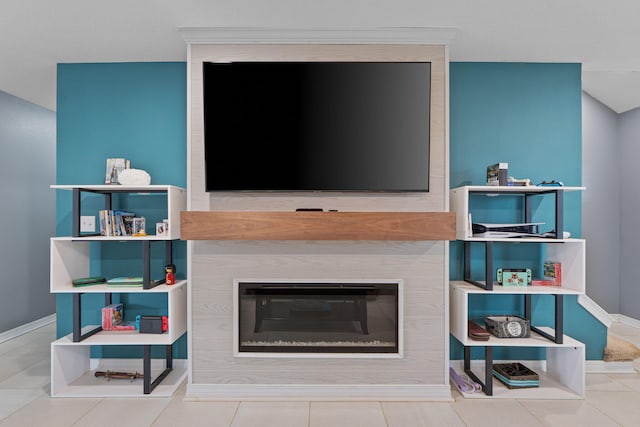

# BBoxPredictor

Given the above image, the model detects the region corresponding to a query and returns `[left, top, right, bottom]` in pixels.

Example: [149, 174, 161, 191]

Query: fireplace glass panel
[237, 282, 399, 353]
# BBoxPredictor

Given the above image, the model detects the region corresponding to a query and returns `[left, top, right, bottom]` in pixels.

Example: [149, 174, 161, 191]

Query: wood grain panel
[181, 211, 455, 241]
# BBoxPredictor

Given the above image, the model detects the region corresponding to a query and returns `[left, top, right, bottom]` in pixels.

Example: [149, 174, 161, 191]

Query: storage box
[543, 260, 562, 286]
[493, 362, 539, 389]
[484, 315, 530, 338]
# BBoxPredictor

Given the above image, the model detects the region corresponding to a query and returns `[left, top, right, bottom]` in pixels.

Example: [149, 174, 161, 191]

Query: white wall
[582, 93, 620, 314]
[0, 90, 56, 333]
[619, 105, 640, 319]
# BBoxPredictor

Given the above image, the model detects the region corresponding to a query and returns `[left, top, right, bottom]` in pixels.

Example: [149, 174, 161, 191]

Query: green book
[72, 276, 107, 287]
[107, 277, 144, 285]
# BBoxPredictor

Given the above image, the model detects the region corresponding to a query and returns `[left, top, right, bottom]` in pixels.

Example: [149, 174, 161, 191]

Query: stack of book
[99, 210, 136, 236]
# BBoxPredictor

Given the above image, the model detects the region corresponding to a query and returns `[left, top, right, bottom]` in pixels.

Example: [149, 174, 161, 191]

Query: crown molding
[178, 27, 456, 45]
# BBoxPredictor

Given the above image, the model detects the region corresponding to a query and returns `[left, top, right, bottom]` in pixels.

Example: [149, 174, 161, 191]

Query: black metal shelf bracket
[464, 345, 494, 396]
[72, 292, 112, 342]
[525, 293, 564, 344]
[464, 241, 494, 290]
[143, 344, 173, 394]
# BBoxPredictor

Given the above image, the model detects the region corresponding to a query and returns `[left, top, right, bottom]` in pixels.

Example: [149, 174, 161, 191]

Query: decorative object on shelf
[165, 264, 176, 285]
[72, 276, 106, 287]
[95, 370, 144, 382]
[484, 315, 530, 338]
[117, 168, 151, 186]
[449, 367, 482, 393]
[468, 320, 490, 341]
[136, 315, 169, 334]
[543, 260, 562, 286]
[472, 222, 542, 238]
[507, 176, 531, 186]
[492, 363, 539, 389]
[102, 303, 123, 330]
[156, 221, 168, 236]
[105, 158, 129, 184]
[497, 268, 531, 287]
[537, 180, 564, 187]
[132, 217, 146, 236]
[486, 162, 508, 186]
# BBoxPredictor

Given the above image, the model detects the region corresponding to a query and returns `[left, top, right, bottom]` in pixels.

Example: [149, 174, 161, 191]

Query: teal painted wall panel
[56, 62, 187, 358]
[449, 63, 606, 360]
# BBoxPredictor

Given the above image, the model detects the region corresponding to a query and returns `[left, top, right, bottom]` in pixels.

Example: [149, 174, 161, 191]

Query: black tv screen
[203, 61, 431, 192]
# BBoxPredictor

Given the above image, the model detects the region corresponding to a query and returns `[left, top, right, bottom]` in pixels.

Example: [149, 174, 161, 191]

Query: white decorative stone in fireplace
[233, 279, 403, 358]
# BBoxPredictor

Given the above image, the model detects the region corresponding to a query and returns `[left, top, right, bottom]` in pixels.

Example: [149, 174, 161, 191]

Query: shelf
[50, 184, 186, 240]
[451, 358, 584, 399]
[50, 355, 188, 398]
[51, 184, 188, 396]
[449, 185, 586, 398]
[181, 211, 456, 241]
[454, 185, 586, 193]
[451, 281, 583, 296]
[51, 184, 185, 192]
[451, 325, 582, 348]
[451, 282, 583, 345]
[451, 186, 585, 241]
[459, 239, 585, 293]
[55, 235, 177, 242]
[52, 279, 187, 294]
[54, 327, 185, 347]
[51, 236, 181, 292]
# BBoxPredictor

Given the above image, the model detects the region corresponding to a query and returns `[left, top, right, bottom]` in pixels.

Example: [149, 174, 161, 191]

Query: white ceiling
[2, 0, 639, 113]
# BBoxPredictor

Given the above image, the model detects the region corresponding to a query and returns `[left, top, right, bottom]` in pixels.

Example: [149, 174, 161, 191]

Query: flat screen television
[202, 61, 431, 192]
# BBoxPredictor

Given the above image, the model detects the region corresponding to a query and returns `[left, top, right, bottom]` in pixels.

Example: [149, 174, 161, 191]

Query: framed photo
[105, 158, 130, 184]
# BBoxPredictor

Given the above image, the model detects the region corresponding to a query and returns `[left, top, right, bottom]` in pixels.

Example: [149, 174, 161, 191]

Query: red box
[543, 260, 562, 286]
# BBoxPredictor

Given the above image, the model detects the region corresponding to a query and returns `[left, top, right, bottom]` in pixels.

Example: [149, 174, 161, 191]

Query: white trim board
[185, 383, 452, 402]
[578, 294, 614, 327]
[586, 360, 636, 374]
[0, 313, 55, 344]
[179, 27, 457, 45]
[611, 313, 640, 329]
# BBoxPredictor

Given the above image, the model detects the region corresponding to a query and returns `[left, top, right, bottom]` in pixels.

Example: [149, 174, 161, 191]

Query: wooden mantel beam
[181, 211, 455, 241]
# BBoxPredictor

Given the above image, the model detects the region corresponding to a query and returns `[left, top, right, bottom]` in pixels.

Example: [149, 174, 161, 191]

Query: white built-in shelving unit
[49, 185, 188, 397]
[449, 185, 586, 399]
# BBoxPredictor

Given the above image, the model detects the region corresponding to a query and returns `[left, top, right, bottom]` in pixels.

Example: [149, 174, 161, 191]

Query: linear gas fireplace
[234, 280, 402, 357]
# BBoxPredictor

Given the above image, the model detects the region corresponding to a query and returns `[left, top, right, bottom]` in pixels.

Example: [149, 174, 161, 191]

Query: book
[113, 210, 136, 236]
[107, 276, 143, 285]
[98, 210, 137, 236]
[72, 276, 107, 287]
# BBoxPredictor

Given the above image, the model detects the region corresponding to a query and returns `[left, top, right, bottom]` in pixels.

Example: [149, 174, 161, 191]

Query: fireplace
[234, 280, 402, 356]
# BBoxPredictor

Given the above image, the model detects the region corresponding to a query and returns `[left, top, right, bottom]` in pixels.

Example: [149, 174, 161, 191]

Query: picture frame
[105, 158, 130, 184]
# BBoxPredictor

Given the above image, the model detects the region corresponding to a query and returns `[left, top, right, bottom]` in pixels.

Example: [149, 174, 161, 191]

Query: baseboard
[611, 314, 640, 329]
[185, 383, 452, 402]
[586, 360, 636, 374]
[0, 313, 56, 344]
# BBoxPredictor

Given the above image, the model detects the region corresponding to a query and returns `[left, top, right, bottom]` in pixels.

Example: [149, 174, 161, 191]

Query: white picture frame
[105, 158, 129, 184]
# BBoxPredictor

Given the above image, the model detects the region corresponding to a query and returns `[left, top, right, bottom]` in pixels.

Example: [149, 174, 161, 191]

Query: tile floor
[1, 322, 639, 426]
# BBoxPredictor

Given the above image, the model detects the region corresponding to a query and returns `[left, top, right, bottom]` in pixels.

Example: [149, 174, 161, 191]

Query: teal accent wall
[56, 62, 187, 358]
[449, 62, 607, 360]
[54, 61, 606, 361]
